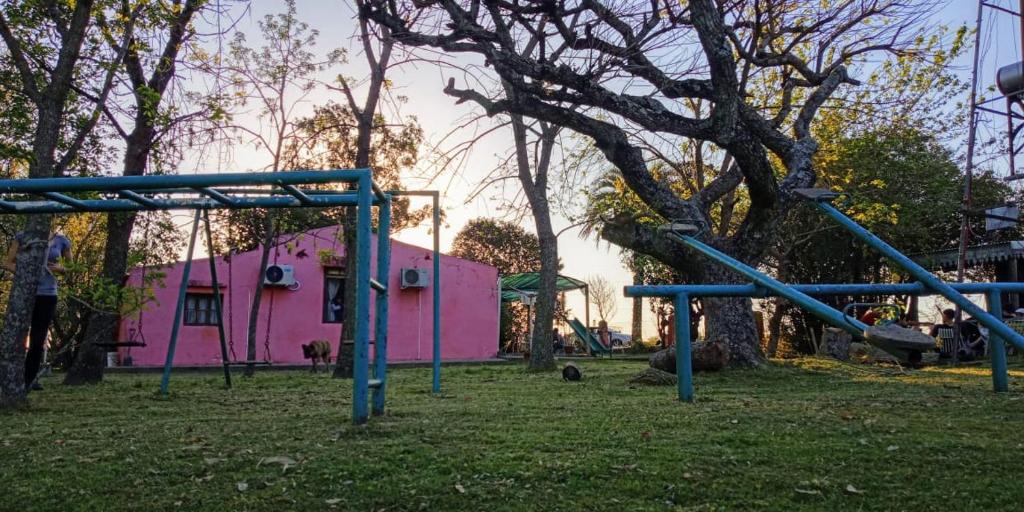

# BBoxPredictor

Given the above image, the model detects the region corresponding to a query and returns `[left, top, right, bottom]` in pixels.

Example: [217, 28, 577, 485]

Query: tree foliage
[451, 218, 543, 275]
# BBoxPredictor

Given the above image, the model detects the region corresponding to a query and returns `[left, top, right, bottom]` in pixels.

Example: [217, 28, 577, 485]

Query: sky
[174, 1, 1020, 337]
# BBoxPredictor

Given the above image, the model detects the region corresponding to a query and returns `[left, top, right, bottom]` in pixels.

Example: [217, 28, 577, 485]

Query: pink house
[116, 226, 499, 367]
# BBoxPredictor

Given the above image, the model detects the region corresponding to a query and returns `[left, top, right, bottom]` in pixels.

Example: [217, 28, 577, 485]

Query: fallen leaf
[455, 484, 466, 494]
[325, 498, 342, 505]
[236, 482, 248, 492]
[790, 487, 823, 495]
[204, 457, 225, 465]
[259, 455, 297, 472]
[845, 484, 865, 495]
[887, 445, 899, 452]
[682, 472, 694, 479]
[640, 431, 652, 441]
[730, 419, 739, 424]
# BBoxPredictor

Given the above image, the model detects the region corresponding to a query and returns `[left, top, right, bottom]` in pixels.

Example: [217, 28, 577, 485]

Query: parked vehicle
[589, 327, 632, 349]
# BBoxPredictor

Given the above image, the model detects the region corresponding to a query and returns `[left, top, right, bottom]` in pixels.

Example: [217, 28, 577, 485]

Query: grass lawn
[2, 358, 1024, 511]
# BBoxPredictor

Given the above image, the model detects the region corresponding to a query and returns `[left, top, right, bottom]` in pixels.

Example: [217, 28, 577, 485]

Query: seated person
[929, 309, 956, 359]
[552, 328, 565, 354]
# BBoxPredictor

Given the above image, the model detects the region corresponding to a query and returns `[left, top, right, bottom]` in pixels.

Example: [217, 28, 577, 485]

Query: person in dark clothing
[929, 308, 985, 361]
[3, 230, 72, 391]
[552, 328, 565, 354]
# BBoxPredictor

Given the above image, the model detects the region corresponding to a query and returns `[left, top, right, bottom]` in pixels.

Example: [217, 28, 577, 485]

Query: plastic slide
[568, 318, 611, 355]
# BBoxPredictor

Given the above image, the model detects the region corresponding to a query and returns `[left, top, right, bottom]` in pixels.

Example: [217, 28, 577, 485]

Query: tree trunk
[765, 300, 786, 358]
[65, 213, 136, 384]
[528, 228, 558, 371]
[332, 217, 357, 379]
[0, 105, 64, 407]
[245, 215, 275, 377]
[333, 107, 374, 379]
[701, 266, 763, 366]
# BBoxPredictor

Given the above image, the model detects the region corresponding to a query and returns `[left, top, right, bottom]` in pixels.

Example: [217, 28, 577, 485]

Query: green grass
[3, 358, 1024, 511]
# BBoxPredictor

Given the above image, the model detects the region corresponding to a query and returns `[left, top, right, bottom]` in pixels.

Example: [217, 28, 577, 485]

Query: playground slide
[568, 318, 611, 355]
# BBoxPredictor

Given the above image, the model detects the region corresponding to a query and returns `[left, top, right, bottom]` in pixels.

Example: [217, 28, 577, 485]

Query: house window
[184, 293, 221, 326]
[323, 267, 345, 323]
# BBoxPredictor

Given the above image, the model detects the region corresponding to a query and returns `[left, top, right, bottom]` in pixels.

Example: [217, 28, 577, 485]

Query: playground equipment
[0, 169, 438, 425]
[567, 318, 611, 356]
[627, 189, 1024, 402]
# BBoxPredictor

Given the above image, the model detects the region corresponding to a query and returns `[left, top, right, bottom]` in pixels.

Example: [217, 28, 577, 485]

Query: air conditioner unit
[264, 264, 297, 287]
[401, 268, 429, 289]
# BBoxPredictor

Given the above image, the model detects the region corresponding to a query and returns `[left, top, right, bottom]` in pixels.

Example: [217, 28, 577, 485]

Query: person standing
[3, 230, 72, 391]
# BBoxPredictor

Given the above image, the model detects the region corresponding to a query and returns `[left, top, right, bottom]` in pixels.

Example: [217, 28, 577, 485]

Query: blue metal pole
[673, 235, 869, 338]
[432, 192, 441, 394]
[626, 282, 1024, 298]
[159, 210, 202, 396]
[352, 176, 373, 425]
[674, 293, 694, 402]
[986, 290, 1009, 393]
[0, 169, 372, 193]
[203, 210, 232, 389]
[812, 201, 1024, 351]
[0, 194, 365, 215]
[372, 196, 392, 416]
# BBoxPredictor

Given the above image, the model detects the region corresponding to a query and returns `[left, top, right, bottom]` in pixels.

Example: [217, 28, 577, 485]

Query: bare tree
[365, 0, 935, 365]
[586, 275, 616, 323]
[330, 0, 416, 378]
[221, 0, 338, 376]
[0, 1, 138, 407]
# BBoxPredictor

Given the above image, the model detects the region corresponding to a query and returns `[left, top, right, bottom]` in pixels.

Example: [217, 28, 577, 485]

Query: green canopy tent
[500, 272, 590, 351]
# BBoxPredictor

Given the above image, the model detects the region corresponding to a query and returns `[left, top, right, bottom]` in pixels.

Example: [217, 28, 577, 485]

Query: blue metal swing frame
[0, 169, 429, 425]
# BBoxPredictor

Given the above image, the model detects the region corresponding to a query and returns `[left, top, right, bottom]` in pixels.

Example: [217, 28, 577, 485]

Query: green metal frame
[0, 169, 407, 425]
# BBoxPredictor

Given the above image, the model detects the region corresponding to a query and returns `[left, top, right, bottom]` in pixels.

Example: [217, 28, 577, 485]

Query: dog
[301, 340, 332, 373]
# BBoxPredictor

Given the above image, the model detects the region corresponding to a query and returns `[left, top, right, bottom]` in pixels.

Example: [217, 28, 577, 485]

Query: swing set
[0, 169, 402, 425]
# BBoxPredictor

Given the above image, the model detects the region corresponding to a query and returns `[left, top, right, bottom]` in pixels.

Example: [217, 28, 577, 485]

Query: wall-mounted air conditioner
[401, 268, 429, 289]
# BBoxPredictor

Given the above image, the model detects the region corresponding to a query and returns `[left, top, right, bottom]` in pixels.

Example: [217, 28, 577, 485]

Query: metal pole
[674, 293, 694, 402]
[159, 210, 202, 396]
[372, 196, 392, 416]
[203, 210, 231, 389]
[352, 175, 373, 425]
[671, 234, 869, 338]
[986, 290, 1010, 392]
[812, 201, 1024, 350]
[953, 0, 987, 362]
[432, 192, 441, 394]
[584, 285, 590, 333]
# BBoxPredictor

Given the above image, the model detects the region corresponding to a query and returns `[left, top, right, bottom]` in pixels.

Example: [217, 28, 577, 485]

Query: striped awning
[912, 241, 1024, 271]
[500, 273, 588, 302]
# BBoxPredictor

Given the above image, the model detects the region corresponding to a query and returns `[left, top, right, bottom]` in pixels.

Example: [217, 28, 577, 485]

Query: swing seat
[863, 324, 935, 352]
[94, 341, 147, 352]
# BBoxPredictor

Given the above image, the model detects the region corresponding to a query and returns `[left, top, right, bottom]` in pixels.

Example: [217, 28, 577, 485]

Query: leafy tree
[452, 218, 562, 351]
[0, 0, 138, 407]
[451, 218, 542, 275]
[216, 0, 339, 375]
[765, 126, 1012, 355]
[67, 0, 208, 385]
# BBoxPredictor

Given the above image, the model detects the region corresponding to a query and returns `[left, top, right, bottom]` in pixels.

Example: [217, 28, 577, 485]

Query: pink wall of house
[116, 226, 499, 367]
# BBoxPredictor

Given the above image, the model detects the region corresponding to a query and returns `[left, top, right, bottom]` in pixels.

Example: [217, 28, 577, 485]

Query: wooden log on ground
[629, 367, 677, 386]
[648, 341, 730, 374]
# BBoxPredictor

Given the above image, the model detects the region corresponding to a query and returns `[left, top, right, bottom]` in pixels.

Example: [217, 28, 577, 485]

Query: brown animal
[301, 340, 332, 373]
